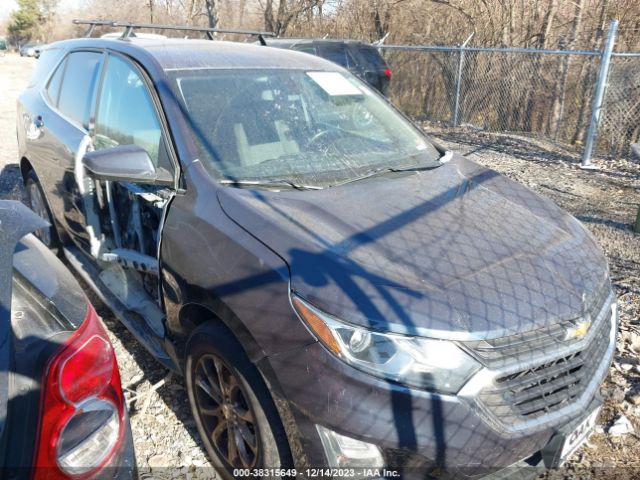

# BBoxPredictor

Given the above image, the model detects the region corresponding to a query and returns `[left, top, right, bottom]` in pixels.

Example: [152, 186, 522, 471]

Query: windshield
[169, 68, 440, 188]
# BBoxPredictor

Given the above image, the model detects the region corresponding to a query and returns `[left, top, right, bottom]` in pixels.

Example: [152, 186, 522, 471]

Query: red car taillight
[384, 68, 392, 79]
[34, 303, 125, 480]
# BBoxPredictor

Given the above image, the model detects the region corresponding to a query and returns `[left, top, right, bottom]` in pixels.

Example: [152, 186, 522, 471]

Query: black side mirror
[82, 145, 173, 186]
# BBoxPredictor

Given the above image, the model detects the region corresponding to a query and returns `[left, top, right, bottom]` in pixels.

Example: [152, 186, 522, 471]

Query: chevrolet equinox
[16, 25, 617, 479]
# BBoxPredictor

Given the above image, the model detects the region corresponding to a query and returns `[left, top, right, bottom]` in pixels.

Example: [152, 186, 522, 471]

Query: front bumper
[262, 303, 617, 478]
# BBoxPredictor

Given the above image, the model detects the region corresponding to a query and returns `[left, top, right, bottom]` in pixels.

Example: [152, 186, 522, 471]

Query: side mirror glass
[82, 145, 173, 186]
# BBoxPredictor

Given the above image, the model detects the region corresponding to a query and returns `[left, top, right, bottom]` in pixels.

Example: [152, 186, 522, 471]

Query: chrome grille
[471, 283, 615, 427]
[465, 282, 611, 369]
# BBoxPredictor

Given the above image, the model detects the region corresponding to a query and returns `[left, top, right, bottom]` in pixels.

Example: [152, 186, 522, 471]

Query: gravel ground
[1, 53, 639, 478]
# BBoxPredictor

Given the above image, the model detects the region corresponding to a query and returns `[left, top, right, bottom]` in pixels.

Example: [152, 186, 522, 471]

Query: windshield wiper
[219, 178, 322, 191]
[389, 150, 454, 172]
[331, 150, 453, 187]
[331, 159, 442, 187]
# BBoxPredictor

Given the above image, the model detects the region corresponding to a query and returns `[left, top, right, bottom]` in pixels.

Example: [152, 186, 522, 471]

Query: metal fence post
[453, 33, 473, 127]
[581, 19, 618, 168]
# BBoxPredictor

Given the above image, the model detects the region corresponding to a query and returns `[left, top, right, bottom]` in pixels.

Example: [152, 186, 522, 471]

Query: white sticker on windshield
[307, 71, 363, 96]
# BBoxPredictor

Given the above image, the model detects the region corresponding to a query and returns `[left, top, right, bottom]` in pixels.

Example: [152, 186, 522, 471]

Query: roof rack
[72, 19, 276, 45]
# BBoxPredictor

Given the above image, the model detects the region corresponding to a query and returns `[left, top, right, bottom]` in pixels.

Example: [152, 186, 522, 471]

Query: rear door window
[56, 51, 103, 128]
[319, 44, 353, 68]
[293, 45, 317, 55]
[357, 46, 387, 69]
[45, 56, 66, 105]
[94, 54, 171, 171]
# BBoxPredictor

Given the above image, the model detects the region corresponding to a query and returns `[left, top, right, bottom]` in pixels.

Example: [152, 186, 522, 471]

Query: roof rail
[72, 19, 276, 45]
[73, 19, 116, 38]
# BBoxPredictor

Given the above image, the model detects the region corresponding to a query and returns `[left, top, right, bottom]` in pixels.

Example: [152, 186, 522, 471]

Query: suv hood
[217, 156, 609, 340]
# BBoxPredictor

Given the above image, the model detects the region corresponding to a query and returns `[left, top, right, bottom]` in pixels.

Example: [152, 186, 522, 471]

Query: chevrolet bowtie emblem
[566, 320, 592, 340]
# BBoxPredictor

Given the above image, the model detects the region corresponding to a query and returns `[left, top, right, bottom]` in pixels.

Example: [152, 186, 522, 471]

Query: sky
[0, 0, 85, 21]
[0, 0, 18, 21]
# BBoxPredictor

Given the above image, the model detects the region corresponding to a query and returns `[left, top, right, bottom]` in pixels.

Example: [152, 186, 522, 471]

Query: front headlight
[292, 295, 480, 394]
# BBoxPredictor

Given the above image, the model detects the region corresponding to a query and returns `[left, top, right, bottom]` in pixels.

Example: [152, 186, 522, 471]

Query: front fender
[160, 168, 315, 363]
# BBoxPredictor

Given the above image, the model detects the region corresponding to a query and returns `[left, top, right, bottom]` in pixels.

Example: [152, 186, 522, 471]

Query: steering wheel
[351, 103, 375, 129]
[305, 128, 346, 150]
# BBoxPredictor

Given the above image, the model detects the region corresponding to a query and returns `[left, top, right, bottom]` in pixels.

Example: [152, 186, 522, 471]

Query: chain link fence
[598, 55, 640, 158]
[380, 21, 640, 164]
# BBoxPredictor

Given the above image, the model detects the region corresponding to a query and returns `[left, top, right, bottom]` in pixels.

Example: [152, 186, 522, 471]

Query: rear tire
[185, 323, 292, 479]
[24, 169, 60, 251]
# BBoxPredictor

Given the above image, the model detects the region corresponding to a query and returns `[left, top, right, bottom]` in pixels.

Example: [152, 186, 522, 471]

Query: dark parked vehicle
[17, 23, 616, 479]
[0, 201, 135, 478]
[266, 38, 391, 95]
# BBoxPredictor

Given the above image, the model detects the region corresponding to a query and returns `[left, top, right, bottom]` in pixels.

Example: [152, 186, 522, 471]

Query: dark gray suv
[16, 26, 616, 479]
[265, 38, 391, 95]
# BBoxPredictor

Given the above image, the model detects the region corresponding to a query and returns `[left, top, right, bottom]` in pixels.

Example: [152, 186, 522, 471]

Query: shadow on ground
[0, 164, 24, 201]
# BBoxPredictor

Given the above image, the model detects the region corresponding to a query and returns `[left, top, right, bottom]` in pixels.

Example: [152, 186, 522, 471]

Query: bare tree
[204, 0, 219, 27]
[262, 0, 320, 35]
[549, 0, 585, 138]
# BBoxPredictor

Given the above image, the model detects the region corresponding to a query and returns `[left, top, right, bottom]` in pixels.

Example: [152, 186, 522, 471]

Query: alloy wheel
[193, 353, 260, 469]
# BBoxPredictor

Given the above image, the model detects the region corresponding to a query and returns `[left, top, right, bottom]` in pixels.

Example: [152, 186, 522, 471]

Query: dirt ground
[1, 53, 639, 478]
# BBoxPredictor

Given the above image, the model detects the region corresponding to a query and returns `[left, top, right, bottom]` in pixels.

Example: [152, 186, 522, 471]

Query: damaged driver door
[78, 52, 177, 342]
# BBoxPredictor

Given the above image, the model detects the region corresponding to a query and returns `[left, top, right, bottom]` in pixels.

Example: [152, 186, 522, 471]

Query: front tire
[185, 323, 291, 479]
[24, 169, 60, 251]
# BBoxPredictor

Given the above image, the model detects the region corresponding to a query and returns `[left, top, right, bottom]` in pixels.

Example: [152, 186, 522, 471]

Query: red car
[0, 201, 136, 479]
